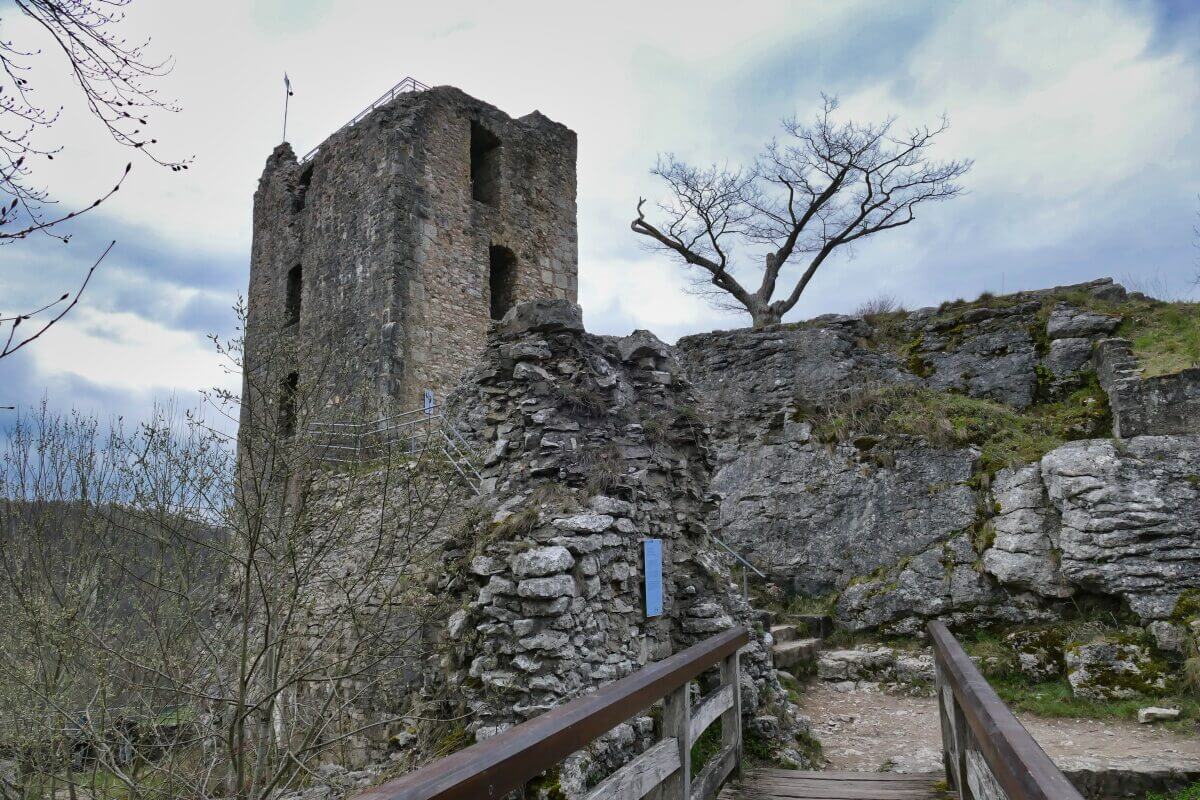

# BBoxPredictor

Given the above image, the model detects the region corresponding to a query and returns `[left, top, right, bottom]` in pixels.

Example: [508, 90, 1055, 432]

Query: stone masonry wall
[1094, 338, 1200, 437]
[244, 86, 577, 425]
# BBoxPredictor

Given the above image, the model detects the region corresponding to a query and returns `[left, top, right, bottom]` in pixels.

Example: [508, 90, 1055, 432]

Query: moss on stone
[1172, 589, 1200, 623]
[526, 766, 569, 800]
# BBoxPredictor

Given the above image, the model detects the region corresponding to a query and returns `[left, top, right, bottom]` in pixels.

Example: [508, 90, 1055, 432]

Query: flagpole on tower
[283, 73, 294, 143]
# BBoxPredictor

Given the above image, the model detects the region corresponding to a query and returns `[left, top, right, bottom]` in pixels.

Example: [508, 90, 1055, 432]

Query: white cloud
[24, 307, 236, 396]
[837, 0, 1200, 248]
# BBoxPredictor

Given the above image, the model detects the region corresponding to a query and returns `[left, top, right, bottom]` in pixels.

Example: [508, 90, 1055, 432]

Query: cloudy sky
[2, 0, 1199, 424]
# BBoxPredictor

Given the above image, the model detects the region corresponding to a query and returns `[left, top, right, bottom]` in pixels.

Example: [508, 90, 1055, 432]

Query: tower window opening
[285, 264, 302, 326]
[293, 163, 314, 212]
[489, 246, 517, 321]
[470, 122, 501, 205]
[278, 371, 299, 437]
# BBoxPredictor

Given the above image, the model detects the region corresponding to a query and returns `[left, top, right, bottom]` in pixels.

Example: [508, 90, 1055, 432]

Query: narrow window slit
[489, 245, 517, 320]
[470, 122, 501, 205]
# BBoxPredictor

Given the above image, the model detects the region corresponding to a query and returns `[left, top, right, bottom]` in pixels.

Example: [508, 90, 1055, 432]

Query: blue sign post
[643, 539, 663, 618]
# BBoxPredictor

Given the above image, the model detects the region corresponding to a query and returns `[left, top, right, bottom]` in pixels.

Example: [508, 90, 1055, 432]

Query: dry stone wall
[424, 300, 812, 790]
[1094, 338, 1200, 437]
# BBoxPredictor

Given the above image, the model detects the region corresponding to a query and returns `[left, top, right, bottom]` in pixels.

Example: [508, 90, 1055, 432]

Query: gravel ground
[799, 681, 1200, 775]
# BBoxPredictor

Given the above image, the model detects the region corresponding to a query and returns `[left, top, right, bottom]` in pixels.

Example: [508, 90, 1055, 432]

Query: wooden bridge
[358, 622, 1084, 800]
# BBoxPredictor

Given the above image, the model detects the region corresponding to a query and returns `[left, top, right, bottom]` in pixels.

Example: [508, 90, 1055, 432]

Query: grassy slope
[1027, 286, 1199, 377]
[962, 628, 1200, 732]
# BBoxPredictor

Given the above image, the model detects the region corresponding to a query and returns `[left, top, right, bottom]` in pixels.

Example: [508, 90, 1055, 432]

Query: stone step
[786, 613, 834, 638]
[772, 637, 822, 669]
[770, 624, 799, 645]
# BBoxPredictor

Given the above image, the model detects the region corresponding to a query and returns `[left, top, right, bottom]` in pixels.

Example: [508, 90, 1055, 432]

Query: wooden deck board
[719, 770, 946, 800]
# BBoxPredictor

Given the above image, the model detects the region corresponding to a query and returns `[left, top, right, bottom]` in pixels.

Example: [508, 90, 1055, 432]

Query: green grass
[956, 621, 1200, 731]
[803, 378, 1110, 472]
[1041, 287, 1199, 378]
[690, 719, 722, 772]
[1148, 781, 1200, 800]
[1117, 301, 1200, 377]
[987, 677, 1198, 730]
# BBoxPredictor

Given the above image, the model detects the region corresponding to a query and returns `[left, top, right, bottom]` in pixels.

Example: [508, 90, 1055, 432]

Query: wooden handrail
[929, 622, 1084, 800]
[361, 625, 749, 800]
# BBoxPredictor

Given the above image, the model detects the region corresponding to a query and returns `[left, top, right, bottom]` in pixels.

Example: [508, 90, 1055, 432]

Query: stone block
[511, 546, 575, 577]
[496, 299, 584, 336]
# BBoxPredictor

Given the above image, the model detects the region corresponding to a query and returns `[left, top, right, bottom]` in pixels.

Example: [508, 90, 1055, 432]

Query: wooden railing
[361, 626, 749, 800]
[930, 622, 1085, 800]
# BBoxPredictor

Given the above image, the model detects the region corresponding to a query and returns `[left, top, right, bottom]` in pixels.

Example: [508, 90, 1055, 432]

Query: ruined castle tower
[244, 83, 578, 413]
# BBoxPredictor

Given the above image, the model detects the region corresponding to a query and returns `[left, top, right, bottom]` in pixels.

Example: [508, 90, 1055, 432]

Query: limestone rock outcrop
[1065, 638, 1168, 700]
[676, 278, 1200, 633]
[1042, 436, 1200, 621]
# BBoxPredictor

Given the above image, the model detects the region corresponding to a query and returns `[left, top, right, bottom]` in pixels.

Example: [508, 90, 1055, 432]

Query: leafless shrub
[855, 294, 903, 318]
[0, 307, 465, 800]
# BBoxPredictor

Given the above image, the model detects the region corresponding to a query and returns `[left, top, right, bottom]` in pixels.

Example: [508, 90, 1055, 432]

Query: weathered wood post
[935, 658, 970, 796]
[721, 651, 743, 781]
[661, 680, 692, 800]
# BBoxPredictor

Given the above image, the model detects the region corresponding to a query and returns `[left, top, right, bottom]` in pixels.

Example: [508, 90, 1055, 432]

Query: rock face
[1042, 436, 1200, 621]
[433, 299, 809, 786]
[816, 647, 935, 688]
[712, 428, 977, 596]
[917, 301, 1042, 409]
[982, 465, 1072, 599]
[1004, 627, 1067, 682]
[676, 278, 1200, 633]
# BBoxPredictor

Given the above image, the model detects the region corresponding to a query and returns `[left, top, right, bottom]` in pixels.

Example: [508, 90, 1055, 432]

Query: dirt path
[798, 681, 1200, 775]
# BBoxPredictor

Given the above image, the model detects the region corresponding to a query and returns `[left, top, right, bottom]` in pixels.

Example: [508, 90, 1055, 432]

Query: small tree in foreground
[631, 96, 972, 327]
[0, 310, 462, 800]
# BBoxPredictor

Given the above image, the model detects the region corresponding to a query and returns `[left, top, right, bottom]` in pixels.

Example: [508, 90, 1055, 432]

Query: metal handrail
[304, 404, 485, 493]
[710, 534, 766, 579]
[301, 76, 430, 162]
[356, 626, 749, 800]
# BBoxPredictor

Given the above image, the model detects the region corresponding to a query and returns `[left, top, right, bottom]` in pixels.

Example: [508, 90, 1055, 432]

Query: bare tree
[631, 96, 972, 327]
[0, 309, 470, 800]
[1, 238, 111, 360]
[1, 0, 187, 365]
[1, 0, 187, 240]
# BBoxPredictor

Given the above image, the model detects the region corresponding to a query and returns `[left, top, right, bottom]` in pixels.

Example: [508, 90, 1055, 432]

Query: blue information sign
[643, 539, 663, 618]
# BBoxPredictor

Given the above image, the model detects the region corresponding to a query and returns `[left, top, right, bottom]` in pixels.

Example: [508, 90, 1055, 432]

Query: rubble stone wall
[429, 300, 809, 790]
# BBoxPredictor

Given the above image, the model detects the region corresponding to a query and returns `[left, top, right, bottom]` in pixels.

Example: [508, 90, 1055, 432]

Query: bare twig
[1, 239, 112, 359]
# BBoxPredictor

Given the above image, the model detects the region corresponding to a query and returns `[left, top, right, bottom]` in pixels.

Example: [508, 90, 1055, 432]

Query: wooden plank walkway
[719, 769, 947, 800]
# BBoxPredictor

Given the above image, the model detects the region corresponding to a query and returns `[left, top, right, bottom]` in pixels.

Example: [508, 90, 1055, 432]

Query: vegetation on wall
[800, 377, 1110, 471]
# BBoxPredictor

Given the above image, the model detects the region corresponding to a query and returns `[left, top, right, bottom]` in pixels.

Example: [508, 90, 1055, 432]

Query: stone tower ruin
[244, 82, 578, 413]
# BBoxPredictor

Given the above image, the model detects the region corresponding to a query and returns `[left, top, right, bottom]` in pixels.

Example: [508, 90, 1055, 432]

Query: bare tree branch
[0, 238, 112, 360]
[1, 0, 189, 239]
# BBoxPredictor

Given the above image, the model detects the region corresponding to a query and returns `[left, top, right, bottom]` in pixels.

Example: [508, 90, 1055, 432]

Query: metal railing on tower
[301, 76, 430, 163]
